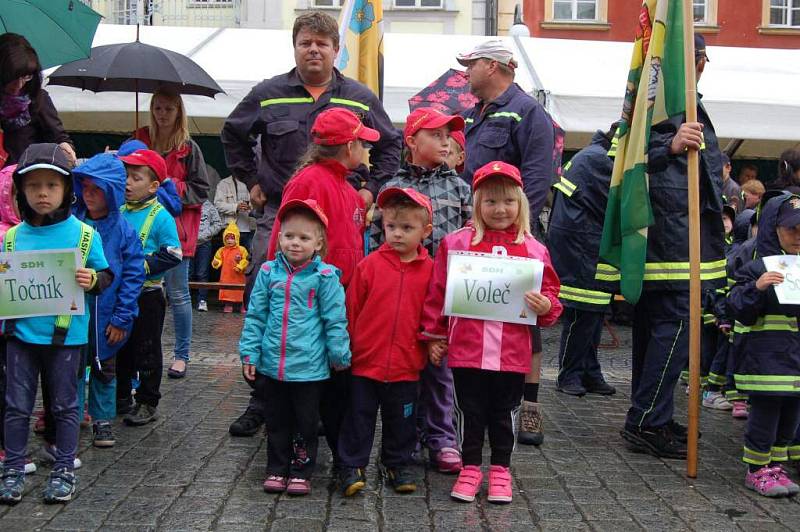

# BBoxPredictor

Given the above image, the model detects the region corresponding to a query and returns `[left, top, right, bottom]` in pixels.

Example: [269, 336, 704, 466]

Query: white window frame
[311, 0, 342, 7]
[393, 0, 444, 9]
[768, 0, 800, 26]
[188, 0, 234, 5]
[551, 0, 598, 21]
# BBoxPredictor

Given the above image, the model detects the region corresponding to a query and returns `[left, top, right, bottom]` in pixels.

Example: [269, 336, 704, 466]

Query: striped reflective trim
[330, 97, 370, 111]
[642, 259, 727, 281]
[771, 446, 789, 462]
[743, 446, 771, 466]
[736, 315, 799, 334]
[552, 175, 577, 197]
[558, 285, 612, 306]
[789, 446, 800, 461]
[487, 111, 522, 122]
[707, 372, 727, 386]
[727, 277, 736, 288]
[607, 135, 619, 157]
[725, 390, 748, 402]
[595, 263, 620, 282]
[465, 118, 474, 124]
[260, 97, 314, 107]
[735, 373, 800, 393]
[703, 313, 716, 325]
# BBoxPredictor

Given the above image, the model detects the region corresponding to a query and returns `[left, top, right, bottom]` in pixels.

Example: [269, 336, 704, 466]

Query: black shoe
[557, 383, 587, 396]
[340, 467, 366, 497]
[228, 407, 264, 437]
[620, 426, 687, 460]
[583, 381, 616, 396]
[123, 404, 158, 426]
[116, 398, 134, 416]
[385, 466, 417, 494]
[666, 419, 701, 444]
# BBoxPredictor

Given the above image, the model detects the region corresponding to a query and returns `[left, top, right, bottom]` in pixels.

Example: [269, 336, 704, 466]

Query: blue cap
[118, 139, 148, 156]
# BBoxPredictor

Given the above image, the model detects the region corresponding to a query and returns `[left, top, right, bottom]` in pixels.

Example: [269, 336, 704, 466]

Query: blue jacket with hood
[728, 194, 800, 396]
[73, 154, 146, 360]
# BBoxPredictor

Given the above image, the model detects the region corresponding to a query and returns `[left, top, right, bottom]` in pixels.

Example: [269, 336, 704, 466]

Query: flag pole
[683, 0, 702, 479]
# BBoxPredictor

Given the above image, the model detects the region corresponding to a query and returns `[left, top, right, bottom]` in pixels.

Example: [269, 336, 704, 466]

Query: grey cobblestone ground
[2, 310, 800, 531]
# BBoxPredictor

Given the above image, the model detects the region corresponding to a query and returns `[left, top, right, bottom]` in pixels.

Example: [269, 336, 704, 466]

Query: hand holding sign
[762, 256, 800, 304]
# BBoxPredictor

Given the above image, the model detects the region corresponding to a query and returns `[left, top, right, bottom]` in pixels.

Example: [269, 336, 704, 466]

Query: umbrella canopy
[408, 68, 478, 114]
[0, 0, 101, 69]
[47, 40, 224, 98]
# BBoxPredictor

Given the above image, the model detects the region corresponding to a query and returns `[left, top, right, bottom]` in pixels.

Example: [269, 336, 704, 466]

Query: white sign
[763, 255, 800, 305]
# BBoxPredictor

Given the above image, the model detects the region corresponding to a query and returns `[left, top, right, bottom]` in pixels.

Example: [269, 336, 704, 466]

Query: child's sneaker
[732, 401, 749, 419]
[197, 300, 208, 312]
[0, 468, 25, 504]
[42, 468, 76, 504]
[286, 478, 311, 496]
[262, 475, 287, 493]
[223, 304, 233, 313]
[769, 466, 800, 496]
[702, 391, 732, 410]
[385, 467, 416, 494]
[745, 466, 789, 497]
[0, 451, 36, 474]
[434, 447, 462, 474]
[450, 465, 482, 502]
[340, 467, 366, 497]
[487, 465, 513, 504]
[92, 421, 116, 448]
[39, 445, 82, 470]
[124, 403, 158, 426]
[518, 401, 544, 446]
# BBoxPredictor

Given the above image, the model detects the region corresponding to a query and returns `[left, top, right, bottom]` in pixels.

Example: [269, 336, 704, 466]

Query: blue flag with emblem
[336, 0, 384, 99]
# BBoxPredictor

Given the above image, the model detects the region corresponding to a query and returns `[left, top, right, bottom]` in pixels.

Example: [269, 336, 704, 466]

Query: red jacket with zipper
[346, 243, 433, 382]
[268, 159, 365, 287]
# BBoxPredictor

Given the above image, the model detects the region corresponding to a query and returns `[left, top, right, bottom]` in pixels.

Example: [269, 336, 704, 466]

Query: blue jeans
[4, 339, 81, 471]
[190, 241, 213, 301]
[163, 258, 192, 362]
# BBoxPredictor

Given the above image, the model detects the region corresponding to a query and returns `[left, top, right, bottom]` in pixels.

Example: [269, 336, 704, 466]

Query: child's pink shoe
[435, 447, 462, 474]
[263, 475, 287, 493]
[450, 465, 482, 502]
[745, 466, 788, 497]
[286, 478, 311, 496]
[732, 401, 748, 419]
[487, 465, 513, 504]
[769, 466, 800, 496]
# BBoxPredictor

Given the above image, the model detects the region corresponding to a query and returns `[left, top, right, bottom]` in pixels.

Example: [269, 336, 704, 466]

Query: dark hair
[380, 194, 430, 223]
[779, 149, 800, 182]
[0, 33, 42, 98]
[292, 12, 340, 48]
[739, 163, 758, 175]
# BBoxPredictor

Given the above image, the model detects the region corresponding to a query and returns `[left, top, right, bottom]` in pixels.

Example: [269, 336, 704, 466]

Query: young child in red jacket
[338, 187, 434, 497]
[420, 161, 562, 505]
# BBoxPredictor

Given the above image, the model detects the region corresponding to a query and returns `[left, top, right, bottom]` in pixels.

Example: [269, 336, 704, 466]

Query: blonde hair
[279, 208, 328, 259]
[742, 179, 765, 196]
[471, 177, 530, 245]
[148, 88, 190, 154]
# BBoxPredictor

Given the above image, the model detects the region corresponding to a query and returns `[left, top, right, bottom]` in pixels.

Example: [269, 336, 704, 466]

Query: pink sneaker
[745, 466, 789, 497]
[450, 465, 482, 502]
[769, 466, 800, 496]
[263, 475, 287, 493]
[435, 447, 462, 474]
[732, 401, 748, 419]
[487, 465, 513, 504]
[286, 478, 311, 496]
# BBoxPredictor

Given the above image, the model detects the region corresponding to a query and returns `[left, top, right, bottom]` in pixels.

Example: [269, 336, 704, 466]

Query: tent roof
[46, 24, 800, 158]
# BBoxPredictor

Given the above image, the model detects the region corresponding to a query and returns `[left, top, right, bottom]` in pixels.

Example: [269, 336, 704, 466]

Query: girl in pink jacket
[420, 161, 562, 505]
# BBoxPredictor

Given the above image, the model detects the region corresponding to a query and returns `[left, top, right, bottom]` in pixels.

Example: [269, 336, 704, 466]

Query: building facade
[521, 0, 800, 48]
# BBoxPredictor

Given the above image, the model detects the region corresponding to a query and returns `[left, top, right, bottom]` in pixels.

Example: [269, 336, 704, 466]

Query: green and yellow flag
[599, 0, 687, 304]
[335, 0, 385, 99]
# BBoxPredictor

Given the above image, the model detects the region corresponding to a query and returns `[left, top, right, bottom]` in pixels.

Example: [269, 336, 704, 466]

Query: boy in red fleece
[338, 187, 434, 497]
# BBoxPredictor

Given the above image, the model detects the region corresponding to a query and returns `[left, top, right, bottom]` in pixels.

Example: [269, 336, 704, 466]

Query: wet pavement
[2, 307, 800, 531]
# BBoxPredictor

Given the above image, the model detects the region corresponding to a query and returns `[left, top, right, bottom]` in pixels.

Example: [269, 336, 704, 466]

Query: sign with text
[763, 255, 800, 305]
[444, 249, 543, 325]
[0, 249, 84, 320]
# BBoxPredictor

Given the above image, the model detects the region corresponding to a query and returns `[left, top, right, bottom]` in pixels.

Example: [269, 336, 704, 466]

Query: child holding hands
[240, 199, 350, 496]
[420, 161, 562, 504]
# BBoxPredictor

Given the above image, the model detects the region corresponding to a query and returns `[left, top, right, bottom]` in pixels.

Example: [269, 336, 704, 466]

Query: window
[770, 0, 800, 26]
[693, 0, 707, 23]
[312, 0, 341, 6]
[553, 0, 597, 21]
[394, 0, 443, 8]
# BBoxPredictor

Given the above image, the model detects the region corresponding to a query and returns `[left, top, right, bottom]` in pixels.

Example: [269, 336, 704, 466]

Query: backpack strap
[52, 222, 94, 346]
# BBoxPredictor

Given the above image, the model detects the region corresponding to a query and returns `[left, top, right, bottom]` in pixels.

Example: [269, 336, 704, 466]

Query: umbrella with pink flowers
[408, 69, 478, 114]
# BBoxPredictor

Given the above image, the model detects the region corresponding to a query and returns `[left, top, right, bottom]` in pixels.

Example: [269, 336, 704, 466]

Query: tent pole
[683, 0, 702, 480]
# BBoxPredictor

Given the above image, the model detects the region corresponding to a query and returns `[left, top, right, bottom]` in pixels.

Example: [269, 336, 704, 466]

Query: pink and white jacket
[419, 226, 562, 374]
[0, 165, 20, 240]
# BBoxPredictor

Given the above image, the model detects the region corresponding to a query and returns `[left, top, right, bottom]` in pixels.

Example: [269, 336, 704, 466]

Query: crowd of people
[1, 10, 800, 508]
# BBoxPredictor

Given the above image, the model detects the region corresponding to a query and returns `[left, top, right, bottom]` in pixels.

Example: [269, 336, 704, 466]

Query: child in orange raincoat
[212, 222, 249, 313]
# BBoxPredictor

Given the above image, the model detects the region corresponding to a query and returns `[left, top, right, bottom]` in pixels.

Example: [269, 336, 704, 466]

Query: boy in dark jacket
[73, 154, 146, 447]
[339, 188, 433, 496]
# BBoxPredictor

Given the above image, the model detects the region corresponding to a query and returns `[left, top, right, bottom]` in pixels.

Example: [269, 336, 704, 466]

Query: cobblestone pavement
[3, 310, 800, 531]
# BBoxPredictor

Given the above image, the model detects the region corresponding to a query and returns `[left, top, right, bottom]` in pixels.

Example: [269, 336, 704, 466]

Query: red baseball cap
[403, 107, 465, 140]
[311, 108, 380, 146]
[119, 149, 167, 182]
[277, 198, 329, 228]
[377, 187, 433, 224]
[449, 130, 466, 173]
[472, 161, 523, 189]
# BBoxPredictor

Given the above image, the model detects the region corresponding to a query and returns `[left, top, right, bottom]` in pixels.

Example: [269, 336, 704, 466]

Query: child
[116, 149, 182, 426]
[369, 108, 471, 473]
[72, 154, 146, 447]
[265, 107, 375, 459]
[420, 161, 562, 504]
[214, 174, 254, 251]
[0, 143, 112, 504]
[339, 187, 434, 496]
[212, 222, 249, 313]
[446, 130, 466, 175]
[240, 199, 350, 496]
[192, 199, 223, 311]
[729, 194, 800, 497]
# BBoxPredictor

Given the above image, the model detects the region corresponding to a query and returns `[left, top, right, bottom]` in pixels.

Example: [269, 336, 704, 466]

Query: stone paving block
[269, 517, 325, 532]
[532, 502, 583, 521]
[272, 498, 328, 520]
[576, 502, 634, 521]
[632, 515, 690, 531]
[736, 520, 790, 532]
[2, 501, 63, 520]
[102, 497, 173, 526]
[156, 512, 218, 531]
[537, 520, 591, 531]
[217, 500, 273, 525]
[167, 495, 226, 516]
[43, 510, 107, 531]
[431, 509, 485, 531]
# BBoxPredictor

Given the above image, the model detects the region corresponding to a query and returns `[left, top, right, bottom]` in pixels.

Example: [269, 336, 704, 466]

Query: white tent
[45, 24, 800, 158]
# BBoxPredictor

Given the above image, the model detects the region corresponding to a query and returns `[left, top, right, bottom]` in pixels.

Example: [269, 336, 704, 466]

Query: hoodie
[212, 222, 249, 303]
[0, 164, 20, 239]
[73, 154, 146, 360]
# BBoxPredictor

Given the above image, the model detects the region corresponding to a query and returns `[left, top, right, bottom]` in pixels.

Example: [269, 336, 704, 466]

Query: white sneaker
[39, 444, 82, 470]
[197, 300, 208, 312]
[703, 390, 733, 410]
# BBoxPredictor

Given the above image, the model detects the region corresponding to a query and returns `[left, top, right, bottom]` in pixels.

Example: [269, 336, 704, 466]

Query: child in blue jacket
[73, 154, 146, 448]
[239, 199, 350, 497]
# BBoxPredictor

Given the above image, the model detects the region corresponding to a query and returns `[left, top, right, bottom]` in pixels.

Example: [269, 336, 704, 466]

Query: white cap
[457, 40, 518, 69]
